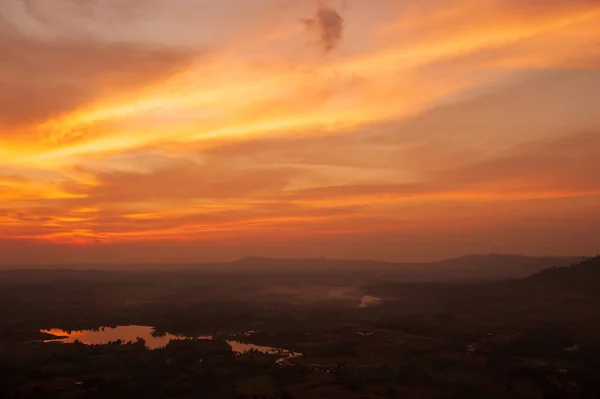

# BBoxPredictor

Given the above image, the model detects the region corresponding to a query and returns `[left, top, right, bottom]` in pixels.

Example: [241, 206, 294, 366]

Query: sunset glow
[2, 0, 600, 263]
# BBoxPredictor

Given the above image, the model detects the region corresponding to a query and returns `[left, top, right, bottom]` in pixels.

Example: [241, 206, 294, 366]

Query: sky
[1, 0, 599, 264]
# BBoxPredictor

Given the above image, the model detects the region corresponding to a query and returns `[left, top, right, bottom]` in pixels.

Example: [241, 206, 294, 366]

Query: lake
[41, 325, 208, 350]
[41, 325, 300, 360]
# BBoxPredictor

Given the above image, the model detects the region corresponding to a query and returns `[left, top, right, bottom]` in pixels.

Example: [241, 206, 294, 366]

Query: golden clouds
[1, 0, 600, 261]
[0, 176, 86, 202]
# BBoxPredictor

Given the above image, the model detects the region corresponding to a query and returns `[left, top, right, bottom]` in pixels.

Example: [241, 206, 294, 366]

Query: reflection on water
[41, 326, 300, 361]
[41, 326, 211, 350]
[226, 340, 291, 356]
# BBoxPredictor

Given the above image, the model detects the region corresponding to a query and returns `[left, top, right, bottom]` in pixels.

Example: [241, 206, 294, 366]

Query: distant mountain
[230, 256, 389, 271]
[0, 254, 582, 283]
[173, 254, 581, 282]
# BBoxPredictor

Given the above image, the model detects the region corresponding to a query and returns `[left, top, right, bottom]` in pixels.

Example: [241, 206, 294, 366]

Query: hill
[524, 255, 600, 293]
[0, 254, 581, 283]
[224, 254, 581, 282]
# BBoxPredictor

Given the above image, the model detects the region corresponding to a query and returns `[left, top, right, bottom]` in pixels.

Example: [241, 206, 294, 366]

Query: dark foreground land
[1, 255, 599, 399]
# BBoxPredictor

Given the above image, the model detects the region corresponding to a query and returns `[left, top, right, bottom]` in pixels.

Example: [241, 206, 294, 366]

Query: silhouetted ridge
[526, 256, 600, 292]
[1, 254, 581, 282]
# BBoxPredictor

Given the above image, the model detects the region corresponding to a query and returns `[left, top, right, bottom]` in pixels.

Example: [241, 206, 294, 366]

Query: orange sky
[1, 0, 600, 264]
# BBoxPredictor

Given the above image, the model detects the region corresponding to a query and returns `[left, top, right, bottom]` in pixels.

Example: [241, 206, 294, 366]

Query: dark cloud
[302, 2, 344, 52]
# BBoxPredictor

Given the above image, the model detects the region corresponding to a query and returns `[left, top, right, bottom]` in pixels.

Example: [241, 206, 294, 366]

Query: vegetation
[0, 256, 598, 398]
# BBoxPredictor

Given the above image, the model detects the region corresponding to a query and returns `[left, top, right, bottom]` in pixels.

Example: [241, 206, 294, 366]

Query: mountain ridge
[0, 254, 584, 282]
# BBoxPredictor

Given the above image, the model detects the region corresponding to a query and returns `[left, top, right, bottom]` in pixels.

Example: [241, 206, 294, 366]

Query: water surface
[42, 325, 300, 361]
[42, 326, 209, 350]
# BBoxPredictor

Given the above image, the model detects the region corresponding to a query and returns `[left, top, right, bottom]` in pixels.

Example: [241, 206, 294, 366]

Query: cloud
[67, 154, 301, 203]
[0, 31, 198, 132]
[2, 0, 600, 262]
[440, 132, 600, 192]
[302, 2, 344, 52]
